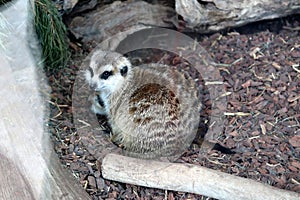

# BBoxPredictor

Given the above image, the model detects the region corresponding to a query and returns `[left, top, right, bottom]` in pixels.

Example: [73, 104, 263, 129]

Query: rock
[175, 0, 300, 32]
[289, 135, 300, 148]
[63, 0, 79, 12]
[68, 1, 175, 48]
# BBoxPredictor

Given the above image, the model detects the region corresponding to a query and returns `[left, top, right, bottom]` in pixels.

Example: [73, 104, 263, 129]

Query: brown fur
[107, 65, 200, 161]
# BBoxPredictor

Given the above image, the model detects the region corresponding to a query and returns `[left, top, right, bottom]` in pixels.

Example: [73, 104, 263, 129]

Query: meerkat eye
[100, 71, 113, 80]
[120, 66, 128, 76]
[88, 67, 94, 77]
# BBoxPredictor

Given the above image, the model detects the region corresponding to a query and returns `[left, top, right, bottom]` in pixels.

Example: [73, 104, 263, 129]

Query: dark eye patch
[120, 66, 128, 76]
[100, 71, 113, 80]
[88, 67, 94, 77]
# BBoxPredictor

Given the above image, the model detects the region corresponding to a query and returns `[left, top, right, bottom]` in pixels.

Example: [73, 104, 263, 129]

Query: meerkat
[85, 50, 201, 161]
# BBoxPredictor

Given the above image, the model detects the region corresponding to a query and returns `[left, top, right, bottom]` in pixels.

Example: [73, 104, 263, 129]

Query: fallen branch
[0, 1, 90, 199]
[102, 153, 300, 200]
[176, 0, 300, 32]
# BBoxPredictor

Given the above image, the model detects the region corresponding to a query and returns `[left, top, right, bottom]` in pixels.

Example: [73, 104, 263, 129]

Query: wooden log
[0, 0, 90, 199]
[175, 0, 300, 32]
[68, 1, 175, 48]
[0, 153, 34, 200]
[102, 153, 300, 200]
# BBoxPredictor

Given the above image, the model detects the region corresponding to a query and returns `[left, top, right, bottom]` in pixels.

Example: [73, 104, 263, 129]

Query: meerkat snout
[85, 50, 132, 94]
[89, 82, 97, 91]
[85, 50, 133, 115]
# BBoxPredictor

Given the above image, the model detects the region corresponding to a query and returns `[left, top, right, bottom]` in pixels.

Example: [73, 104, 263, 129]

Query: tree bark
[68, 1, 175, 48]
[176, 0, 300, 32]
[102, 153, 300, 200]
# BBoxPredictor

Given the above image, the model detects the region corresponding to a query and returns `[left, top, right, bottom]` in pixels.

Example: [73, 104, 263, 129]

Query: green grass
[34, 0, 69, 71]
[0, 0, 12, 6]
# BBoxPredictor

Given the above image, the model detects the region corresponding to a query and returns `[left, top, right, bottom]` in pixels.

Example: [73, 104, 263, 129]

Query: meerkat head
[85, 50, 132, 95]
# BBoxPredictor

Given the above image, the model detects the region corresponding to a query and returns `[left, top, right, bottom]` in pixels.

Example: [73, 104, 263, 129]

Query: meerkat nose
[90, 83, 97, 91]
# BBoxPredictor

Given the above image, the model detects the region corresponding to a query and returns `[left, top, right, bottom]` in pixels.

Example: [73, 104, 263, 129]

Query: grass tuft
[34, 0, 69, 71]
[0, 0, 12, 6]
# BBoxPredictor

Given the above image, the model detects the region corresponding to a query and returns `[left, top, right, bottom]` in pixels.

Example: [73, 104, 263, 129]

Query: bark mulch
[47, 13, 300, 199]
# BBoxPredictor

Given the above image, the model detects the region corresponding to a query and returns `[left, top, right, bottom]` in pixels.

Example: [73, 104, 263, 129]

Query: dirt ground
[47, 2, 300, 199]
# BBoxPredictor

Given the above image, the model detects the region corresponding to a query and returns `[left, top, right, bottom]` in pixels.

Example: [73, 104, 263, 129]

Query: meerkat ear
[120, 66, 128, 77]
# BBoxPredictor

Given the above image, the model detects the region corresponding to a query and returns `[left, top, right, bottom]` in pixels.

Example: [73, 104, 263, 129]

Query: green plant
[34, 0, 69, 71]
[0, 0, 12, 6]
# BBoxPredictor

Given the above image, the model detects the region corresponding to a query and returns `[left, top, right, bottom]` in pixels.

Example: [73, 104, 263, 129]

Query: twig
[77, 119, 91, 129]
[205, 81, 224, 85]
[291, 64, 300, 73]
[48, 100, 62, 119]
[224, 112, 252, 116]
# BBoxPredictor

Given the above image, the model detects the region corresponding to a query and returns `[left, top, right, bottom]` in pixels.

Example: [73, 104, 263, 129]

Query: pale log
[68, 1, 175, 48]
[0, 1, 90, 199]
[176, 0, 300, 32]
[102, 153, 300, 200]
